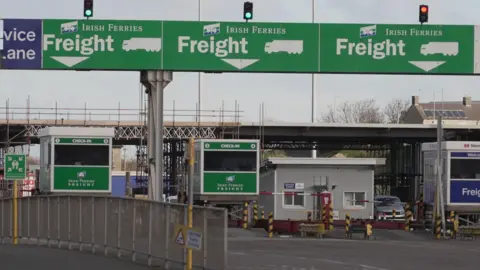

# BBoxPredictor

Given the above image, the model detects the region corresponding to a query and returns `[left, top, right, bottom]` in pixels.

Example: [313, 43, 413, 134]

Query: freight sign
[2, 18, 480, 75]
[450, 180, 480, 203]
[320, 24, 475, 74]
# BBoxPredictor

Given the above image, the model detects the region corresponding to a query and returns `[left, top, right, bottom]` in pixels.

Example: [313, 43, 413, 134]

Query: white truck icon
[61, 21, 78, 34]
[420, 42, 459, 56]
[265, 40, 303, 54]
[122, 38, 162, 52]
[203, 23, 220, 36]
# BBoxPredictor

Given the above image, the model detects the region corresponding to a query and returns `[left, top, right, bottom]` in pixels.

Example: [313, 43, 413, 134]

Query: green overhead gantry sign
[1, 18, 478, 75]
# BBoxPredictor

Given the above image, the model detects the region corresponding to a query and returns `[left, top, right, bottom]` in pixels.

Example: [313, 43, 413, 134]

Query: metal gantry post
[141, 71, 173, 202]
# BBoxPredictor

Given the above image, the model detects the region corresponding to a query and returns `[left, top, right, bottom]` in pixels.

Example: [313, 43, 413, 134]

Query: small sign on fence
[173, 224, 203, 250]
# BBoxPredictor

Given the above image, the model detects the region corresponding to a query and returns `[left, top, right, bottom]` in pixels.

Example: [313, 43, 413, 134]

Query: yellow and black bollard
[322, 204, 327, 225]
[404, 203, 412, 231]
[328, 206, 334, 230]
[435, 215, 441, 239]
[449, 211, 456, 238]
[268, 212, 274, 238]
[261, 209, 265, 220]
[449, 211, 455, 222]
[365, 223, 373, 240]
[253, 202, 258, 226]
[243, 202, 248, 229]
[345, 213, 351, 238]
[392, 209, 396, 221]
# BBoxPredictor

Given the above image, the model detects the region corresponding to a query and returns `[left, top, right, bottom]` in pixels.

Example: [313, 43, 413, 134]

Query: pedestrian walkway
[0, 245, 151, 270]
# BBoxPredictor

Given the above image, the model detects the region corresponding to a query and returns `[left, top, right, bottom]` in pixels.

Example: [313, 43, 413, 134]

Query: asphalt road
[0, 245, 152, 270]
[228, 236, 480, 270]
[3, 230, 480, 270]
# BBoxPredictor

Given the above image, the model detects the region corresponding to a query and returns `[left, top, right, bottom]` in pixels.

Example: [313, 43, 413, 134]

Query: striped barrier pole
[253, 202, 258, 226]
[243, 202, 248, 229]
[417, 194, 424, 221]
[322, 204, 327, 228]
[405, 203, 412, 231]
[328, 204, 334, 230]
[435, 215, 441, 239]
[268, 212, 273, 238]
[365, 223, 373, 240]
[345, 213, 350, 238]
[449, 211, 456, 238]
[449, 211, 455, 222]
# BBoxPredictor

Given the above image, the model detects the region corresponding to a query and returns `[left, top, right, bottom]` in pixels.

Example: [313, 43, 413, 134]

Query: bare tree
[384, 99, 410, 124]
[321, 99, 384, 123]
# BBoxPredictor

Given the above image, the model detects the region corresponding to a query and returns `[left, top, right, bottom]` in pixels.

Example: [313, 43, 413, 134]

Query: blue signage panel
[1, 19, 42, 69]
[284, 183, 295, 189]
[451, 152, 480, 158]
[450, 180, 480, 203]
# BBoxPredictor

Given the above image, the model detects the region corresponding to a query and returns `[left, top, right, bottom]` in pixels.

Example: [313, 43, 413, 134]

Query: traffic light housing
[84, 0, 93, 18]
[243, 2, 253, 21]
[419, 4, 428, 24]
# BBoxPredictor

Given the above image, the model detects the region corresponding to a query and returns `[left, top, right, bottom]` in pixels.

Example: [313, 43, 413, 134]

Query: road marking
[246, 249, 388, 269]
[360, 264, 389, 270]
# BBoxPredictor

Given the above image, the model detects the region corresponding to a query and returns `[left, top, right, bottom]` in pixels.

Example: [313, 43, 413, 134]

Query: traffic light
[84, 0, 93, 18]
[419, 4, 428, 24]
[243, 2, 253, 21]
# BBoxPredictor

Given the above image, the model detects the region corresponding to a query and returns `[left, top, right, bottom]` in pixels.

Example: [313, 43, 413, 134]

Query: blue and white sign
[450, 180, 480, 203]
[0, 19, 42, 69]
[451, 152, 480, 158]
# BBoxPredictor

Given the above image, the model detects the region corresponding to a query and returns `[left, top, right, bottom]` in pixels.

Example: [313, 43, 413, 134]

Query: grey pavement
[3, 229, 480, 270]
[1, 245, 153, 270]
[228, 231, 480, 270]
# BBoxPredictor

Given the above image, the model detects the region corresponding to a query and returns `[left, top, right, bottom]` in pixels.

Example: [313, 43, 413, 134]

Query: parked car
[374, 195, 405, 220]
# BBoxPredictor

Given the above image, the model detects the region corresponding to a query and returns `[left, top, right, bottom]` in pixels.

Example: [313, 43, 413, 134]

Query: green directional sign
[162, 21, 319, 72]
[4, 154, 26, 180]
[42, 19, 163, 70]
[55, 137, 109, 144]
[204, 141, 257, 150]
[319, 24, 475, 74]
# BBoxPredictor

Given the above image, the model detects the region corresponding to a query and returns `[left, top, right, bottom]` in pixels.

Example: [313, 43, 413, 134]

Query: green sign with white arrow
[5, 18, 480, 75]
[319, 24, 475, 74]
[42, 19, 162, 70]
[162, 21, 319, 72]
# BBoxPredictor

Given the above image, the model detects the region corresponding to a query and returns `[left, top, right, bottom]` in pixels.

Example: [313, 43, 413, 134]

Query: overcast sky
[1, 0, 480, 158]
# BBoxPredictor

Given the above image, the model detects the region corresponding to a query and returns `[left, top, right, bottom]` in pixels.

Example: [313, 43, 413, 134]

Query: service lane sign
[0, 19, 42, 69]
[42, 20, 162, 70]
[162, 21, 319, 72]
[320, 24, 475, 74]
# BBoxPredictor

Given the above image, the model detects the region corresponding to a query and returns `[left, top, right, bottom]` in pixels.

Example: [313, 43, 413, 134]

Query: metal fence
[0, 195, 227, 270]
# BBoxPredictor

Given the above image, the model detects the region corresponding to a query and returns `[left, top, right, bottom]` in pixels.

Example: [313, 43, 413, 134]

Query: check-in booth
[422, 141, 480, 213]
[38, 127, 114, 194]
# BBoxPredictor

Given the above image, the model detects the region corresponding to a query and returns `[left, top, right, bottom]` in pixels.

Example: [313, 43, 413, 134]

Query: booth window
[343, 192, 366, 209]
[54, 145, 109, 166]
[203, 151, 256, 171]
[450, 159, 480, 179]
[283, 192, 305, 208]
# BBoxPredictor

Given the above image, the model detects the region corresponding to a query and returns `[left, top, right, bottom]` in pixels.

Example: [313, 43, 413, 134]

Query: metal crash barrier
[0, 195, 227, 270]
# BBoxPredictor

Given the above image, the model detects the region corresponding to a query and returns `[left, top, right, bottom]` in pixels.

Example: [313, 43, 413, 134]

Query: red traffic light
[420, 6, 428, 13]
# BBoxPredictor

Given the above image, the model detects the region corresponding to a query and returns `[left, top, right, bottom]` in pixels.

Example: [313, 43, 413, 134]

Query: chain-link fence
[0, 195, 227, 270]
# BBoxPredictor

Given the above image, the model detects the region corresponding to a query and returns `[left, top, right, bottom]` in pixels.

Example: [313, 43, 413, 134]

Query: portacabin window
[343, 191, 367, 209]
[283, 191, 305, 208]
